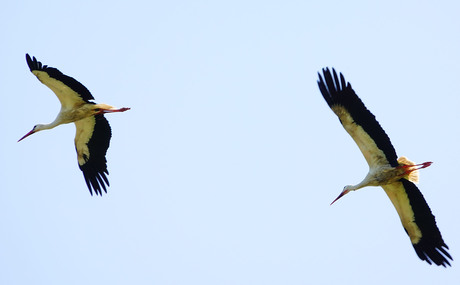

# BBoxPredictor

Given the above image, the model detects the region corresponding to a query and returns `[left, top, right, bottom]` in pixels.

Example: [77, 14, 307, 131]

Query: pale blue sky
[1, 1, 459, 284]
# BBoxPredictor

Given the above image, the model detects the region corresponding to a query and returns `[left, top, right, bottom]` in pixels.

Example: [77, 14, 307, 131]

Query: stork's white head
[18, 124, 47, 142]
[330, 185, 353, 205]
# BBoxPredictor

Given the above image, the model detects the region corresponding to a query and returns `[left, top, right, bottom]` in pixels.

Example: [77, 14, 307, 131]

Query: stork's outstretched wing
[317, 68, 398, 168]
[318, 67, 452, 266]
[74, 115, 111, 195]
[383, 179, 452, 266]
[26, 54, 94, 109]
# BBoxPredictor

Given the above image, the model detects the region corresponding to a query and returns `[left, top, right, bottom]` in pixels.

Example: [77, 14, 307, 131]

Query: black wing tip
[83, 169, 110, 196]
[414, 243, 453, 267]
[317, 67, 337, 81]
[25, 53, 46, 72]
[317, 67, 347, 92]
[317, 67, 352, 108]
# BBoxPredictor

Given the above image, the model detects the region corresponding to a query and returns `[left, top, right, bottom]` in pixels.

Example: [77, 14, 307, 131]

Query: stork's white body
[318, 68, 451, 266]
[20, 54, 130, 195]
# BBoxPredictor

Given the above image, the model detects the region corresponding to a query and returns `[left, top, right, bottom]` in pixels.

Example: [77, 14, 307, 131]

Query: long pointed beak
[18, 129, 35, 142]
[330, 189, 350, 205]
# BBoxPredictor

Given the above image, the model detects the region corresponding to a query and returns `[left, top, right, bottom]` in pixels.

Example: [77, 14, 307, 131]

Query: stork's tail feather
[397, 156, 432, 183]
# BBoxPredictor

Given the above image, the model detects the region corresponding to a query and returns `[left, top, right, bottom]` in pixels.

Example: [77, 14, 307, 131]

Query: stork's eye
[94, 108, 101, 112]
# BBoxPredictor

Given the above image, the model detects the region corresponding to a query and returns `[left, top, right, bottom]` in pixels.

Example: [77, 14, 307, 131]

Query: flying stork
[19, 54, 130, 196]
[317, 67, 452, 266]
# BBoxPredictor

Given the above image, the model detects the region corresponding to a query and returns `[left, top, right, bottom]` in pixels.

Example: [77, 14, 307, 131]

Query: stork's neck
[348, 171, 379, 191]
[348, 180, 369, 191]
[36, 118, 62, 132]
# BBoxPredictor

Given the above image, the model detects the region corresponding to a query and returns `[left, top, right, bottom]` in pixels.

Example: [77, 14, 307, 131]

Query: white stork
[317, 68, 452, 266]
[19, 54, 130, 196]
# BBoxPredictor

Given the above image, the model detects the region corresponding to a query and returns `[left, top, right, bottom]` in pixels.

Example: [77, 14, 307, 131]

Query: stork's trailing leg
[398, 161, 432, 170]
[397, 156, 432, 183]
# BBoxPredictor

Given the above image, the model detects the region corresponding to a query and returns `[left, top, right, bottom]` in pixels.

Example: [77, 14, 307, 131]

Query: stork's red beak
[330, 189, 350, 205]
[18, 129, 36, 142]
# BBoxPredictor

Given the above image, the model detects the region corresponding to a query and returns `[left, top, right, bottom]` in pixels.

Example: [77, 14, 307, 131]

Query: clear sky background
[1, 1, 459, 284]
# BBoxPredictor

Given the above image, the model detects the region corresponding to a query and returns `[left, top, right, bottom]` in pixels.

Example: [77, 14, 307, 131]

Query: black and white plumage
[19, 54, 130, 195]
[317, 67, 452, 267]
